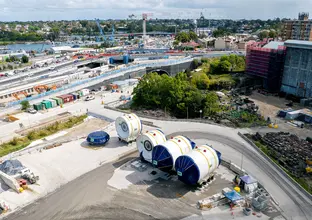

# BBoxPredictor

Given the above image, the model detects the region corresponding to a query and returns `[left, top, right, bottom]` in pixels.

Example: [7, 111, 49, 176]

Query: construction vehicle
[4, 115, 19, 122]
[12, 91, 28, 100]
[34, 85, 57, 94]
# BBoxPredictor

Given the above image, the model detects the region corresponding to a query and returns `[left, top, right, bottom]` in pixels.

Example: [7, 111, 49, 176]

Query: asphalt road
[168, 131, 312, 220]
[5, 127, 311, 220]
[4, 152, 157, 220]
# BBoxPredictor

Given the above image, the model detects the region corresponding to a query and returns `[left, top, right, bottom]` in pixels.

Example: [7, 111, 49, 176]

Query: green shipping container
[33, 103, 43, 111]
[51, 97, 63, 105]
[77, 91, 83, 97]
[41, 100, 52, 109]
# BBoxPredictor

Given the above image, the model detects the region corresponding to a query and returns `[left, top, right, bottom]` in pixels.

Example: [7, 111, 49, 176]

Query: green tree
[259, 31, 269, 40]
[193, 59, 199, 68]
[47, 27, 60, 41]
[203, 92, 220, 116]
[20, 100, 30, 110]
[189, 31, 198, 41]
[191, 72, 210, 90]
[269, 30, 277, 38]
[219, 60, 231, 72]
[21, 55, 29, 63]
[210, 60, 221, 74]
[175, 32, 190, 43]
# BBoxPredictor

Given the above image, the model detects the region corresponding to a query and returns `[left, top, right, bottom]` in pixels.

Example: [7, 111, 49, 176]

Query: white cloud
[0, 0, 311, 21]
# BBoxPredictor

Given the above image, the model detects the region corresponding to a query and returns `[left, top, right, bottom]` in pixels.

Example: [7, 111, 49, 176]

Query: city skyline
[0, 0, 311, 21]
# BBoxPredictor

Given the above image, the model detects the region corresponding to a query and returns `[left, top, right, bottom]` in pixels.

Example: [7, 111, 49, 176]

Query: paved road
[4, 152, 157, 220]
[4, 106, 311, 220]
[168, 131, 311, 220]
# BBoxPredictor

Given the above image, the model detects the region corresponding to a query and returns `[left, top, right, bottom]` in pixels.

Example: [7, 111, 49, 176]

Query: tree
[20, 100, 30, 110]
[219, 60, 231, 72]
[189, 31, 198, 41]
[259, 31, 269, 40]
[21, 55, 29, 63]
[175, 32, 190, 43]
[191, 72, 210, 90]
[203, 92, 220, 116]
[269, 30, 277, 38]
[47, 27, 60, 42]
[193, 59, 199, 68]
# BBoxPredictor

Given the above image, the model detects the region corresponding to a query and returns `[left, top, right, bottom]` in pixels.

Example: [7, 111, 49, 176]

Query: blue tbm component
[175, 156, 200, 185]
[87, 131, 110, 146]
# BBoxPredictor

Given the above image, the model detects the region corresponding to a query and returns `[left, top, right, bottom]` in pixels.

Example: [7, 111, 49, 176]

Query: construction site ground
[0, 121, 156, 218]
[5, 150, 282, 220]
[244, 92, 312, 139]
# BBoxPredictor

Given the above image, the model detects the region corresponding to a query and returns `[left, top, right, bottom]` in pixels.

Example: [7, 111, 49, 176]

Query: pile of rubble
[253, 132, 312, 177]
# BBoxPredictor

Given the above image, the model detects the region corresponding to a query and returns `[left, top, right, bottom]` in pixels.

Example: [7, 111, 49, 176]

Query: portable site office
[33, 103, 43, 111]
[41, 100, 52, 109]
[46, 99, 57, 108]
[57, 94, 74, 103]
[51, 97, 63, 105]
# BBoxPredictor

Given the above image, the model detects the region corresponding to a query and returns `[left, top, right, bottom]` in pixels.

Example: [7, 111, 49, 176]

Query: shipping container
[77, 91, 83, 97]
[71, 93, 80, 100]
[81, 89, 90, 96]
[41, 100, 52, 109]
[57, 94, 74, 103]
[46, 99, 57, 108]
[33, 103, 43, 111]
[51, 97, 63, 105]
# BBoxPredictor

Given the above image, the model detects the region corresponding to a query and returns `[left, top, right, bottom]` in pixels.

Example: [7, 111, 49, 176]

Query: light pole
[240, 148, 244, 170]
[199, 109, 202, 119]
[187, 107, 189, 119]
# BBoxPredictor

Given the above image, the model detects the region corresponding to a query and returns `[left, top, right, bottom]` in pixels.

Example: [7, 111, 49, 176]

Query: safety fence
[6, 57, 193, 108]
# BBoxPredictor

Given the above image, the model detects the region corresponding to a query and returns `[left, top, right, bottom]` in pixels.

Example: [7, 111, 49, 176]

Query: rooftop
[284, 40, 312, 49]
[263, 41, 284, 50]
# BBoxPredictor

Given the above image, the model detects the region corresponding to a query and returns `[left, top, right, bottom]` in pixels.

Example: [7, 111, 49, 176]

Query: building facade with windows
[282, 13, 312, 41]
[281, 40, 312, 98]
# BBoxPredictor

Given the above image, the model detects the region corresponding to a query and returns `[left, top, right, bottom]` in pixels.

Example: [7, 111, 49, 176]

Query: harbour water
[6, 43, 67, 52]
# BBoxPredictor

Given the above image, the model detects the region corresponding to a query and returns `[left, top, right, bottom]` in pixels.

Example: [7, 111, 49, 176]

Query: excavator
[34, 85, 57, 94]
[12, 91, 28, 100]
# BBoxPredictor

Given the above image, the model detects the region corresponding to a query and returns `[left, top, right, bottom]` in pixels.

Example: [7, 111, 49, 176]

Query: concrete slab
[0, 125, 137, 211]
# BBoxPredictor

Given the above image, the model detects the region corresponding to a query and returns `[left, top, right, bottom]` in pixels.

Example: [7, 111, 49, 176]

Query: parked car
[85, 95, 95, 101]
[26, 108, 37, 114]
[49, 66, 56, 71]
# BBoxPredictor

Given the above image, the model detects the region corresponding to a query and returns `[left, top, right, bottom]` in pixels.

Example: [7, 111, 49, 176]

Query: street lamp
[199, 109, 202, 119]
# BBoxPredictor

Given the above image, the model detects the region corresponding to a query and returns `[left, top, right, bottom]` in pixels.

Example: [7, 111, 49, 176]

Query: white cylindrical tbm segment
[136, 129, 166, 163]
[175, 144, 221, 185]
[152, 135, 195, 171]
[115, 113, 142, 143]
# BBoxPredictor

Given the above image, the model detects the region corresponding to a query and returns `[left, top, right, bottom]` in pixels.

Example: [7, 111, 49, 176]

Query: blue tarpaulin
[240, 175, 257, 184]
[224, 190, 243, 202]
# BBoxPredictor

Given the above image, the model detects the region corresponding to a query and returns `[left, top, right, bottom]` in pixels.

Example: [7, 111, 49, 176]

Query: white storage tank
[175, 144, 221, 185]
[136, 129, 166, 163]
[115, 113, 142, 143]
[152, 135, 196, 171]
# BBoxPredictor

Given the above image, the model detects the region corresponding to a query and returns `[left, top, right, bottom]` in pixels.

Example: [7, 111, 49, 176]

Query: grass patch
[0, 114, 87, 157]
[254, 140, 312, 194]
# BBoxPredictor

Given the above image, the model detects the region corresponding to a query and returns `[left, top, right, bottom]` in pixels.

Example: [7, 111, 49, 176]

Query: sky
[0, 0, 311, 21]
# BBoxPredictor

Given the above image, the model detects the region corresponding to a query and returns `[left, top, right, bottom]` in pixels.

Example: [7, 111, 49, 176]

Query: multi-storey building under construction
[246, 41, 286, 92]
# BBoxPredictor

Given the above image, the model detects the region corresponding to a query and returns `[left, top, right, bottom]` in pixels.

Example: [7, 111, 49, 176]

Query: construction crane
[95, 18, 115, 45]
[95, 19, 106, 42]
[142, 13, 153, 46]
